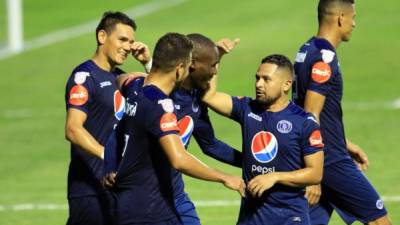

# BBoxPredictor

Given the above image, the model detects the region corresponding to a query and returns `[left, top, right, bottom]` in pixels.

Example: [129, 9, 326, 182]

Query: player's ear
[176, 62, 185, 82]
[97, 30, 108, 45]
[283, 79, 293, 93]
[338, 12, 344, 27]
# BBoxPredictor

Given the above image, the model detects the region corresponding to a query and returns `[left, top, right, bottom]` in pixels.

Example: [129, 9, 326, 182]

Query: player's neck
[180, 77, 193, 91]
[266, 97, 290, 112]
[317, 26, 342, 49]
[92, 51, 114, 72]
[144, 71, 177, 95]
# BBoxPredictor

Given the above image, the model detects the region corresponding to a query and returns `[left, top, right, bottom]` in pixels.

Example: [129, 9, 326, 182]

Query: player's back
[65, 60, 124, 198]
[293, 37, 350, 165]
[113, 78, 179, 224]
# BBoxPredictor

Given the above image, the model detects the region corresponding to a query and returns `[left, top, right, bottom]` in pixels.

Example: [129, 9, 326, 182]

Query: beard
[256, 92, 281, 107]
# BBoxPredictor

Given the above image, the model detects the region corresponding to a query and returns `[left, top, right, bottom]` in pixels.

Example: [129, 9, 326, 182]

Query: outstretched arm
[159, 134, 246, 197]
[202, 75, 233, 117]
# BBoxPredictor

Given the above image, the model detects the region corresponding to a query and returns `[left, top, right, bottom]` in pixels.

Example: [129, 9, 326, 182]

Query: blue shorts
[67, 193, 113, 225]
[309, 159, 387, 225]
[237, 198, 310, 225]
[174, 192, 201, 225]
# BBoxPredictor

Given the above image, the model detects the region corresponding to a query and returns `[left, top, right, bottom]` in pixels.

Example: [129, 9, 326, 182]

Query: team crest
[276, 120, 292, 134]
[74, 72, 90, 84]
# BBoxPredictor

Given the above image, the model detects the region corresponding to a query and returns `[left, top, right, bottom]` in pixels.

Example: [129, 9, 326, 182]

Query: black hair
[95, 11, 137, 45]
[186, 33, 216, 59]
[261, 54, 293, 76]
[152, 33, 193, 73]
[318, 0, 355, 23]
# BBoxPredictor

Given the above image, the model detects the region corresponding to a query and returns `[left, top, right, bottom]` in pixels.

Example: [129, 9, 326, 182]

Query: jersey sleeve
[193, 105, 242, 167]
[147, 99, 180, 138]
[300, 115, 324, 156]
[65, 71, 95, 114]
[307, 52, 335, 96]
[230, 96, 250, 123]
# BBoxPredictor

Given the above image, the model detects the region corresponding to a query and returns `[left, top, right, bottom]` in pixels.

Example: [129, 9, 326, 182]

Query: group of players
[64, 0, 392, 224]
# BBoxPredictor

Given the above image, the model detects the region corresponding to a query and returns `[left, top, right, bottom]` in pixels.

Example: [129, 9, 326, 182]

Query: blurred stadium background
[0, 0, 398, 224]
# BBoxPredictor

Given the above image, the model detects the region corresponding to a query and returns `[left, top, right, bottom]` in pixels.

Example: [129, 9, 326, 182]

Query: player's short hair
[261, 54, 293, 77]
[95, 11, 137, 45]
[152, 33, 193, 73]
[186, 33, 216, 59]
[318, 0, 355, 24]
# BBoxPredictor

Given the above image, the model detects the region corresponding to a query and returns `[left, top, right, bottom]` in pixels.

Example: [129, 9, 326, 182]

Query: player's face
[102, 23, 135, 65]
[176, 53, 193, 86]
[255, 63, 284, 106]
[341, 4, 356, 42]
[189, 47, 220, 90]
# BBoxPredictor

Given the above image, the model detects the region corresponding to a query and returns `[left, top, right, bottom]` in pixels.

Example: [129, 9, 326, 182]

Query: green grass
[0, 0, 399, 224]
[0, 1, 7, 45]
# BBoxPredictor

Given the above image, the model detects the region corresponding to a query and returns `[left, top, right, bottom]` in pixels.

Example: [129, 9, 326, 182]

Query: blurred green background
[0, 0, 398, 224]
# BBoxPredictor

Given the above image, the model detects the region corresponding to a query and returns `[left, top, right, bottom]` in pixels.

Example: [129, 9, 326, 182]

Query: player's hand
[131, 41, 151, 65]
[216, 38, 240, 56]
[305, 184, 321, 205]
[102, 172, 117, 189]
[222, 175, 246, 197]
[347, 141, 369, 171]
[247, 173, 278, 198]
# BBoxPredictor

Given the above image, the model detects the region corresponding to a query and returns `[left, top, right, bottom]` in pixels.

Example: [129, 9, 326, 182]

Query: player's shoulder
[297, 37, 336, 64]
[68, 60, 97, 85]
[286, 102, 316, 121]
[142, 86, 175, 113]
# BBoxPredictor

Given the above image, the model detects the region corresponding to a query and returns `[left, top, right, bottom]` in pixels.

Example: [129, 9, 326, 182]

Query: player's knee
[368, 215, 392, 225]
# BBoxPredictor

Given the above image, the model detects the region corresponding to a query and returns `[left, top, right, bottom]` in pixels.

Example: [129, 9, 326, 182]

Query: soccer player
[292, 0, 391, 224]
[202, 54, 324, 225]
[64, 11, 151, 225]
[103, 34, 242, 225]
[112, 32, 245, 225]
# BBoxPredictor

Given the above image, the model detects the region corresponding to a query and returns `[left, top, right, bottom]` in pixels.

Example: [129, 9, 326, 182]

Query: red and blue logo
[114, 90, 125, 120]
[178, 116, 194, 146]
[251, 131, 278, 163]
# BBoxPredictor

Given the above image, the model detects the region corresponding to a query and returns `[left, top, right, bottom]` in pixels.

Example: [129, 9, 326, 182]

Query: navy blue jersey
[293, 37, 351, 166]
[231, 97, 323, 219]
[65, 60, 125, 199]
[113, 79, 180, 223]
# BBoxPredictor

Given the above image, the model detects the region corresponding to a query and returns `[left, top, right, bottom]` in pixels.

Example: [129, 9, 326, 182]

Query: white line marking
[0, 196, 399, 212]
[0, 0, 188, 60]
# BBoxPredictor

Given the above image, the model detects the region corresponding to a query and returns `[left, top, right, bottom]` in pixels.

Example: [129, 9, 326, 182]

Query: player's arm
[65, 108, 104, 159]
[304, 90, 326, 124]
[346, 139, 369, 171]
[159, 134, 245, 196]
[216, 38, 240, 58]
[193, 111, 242, 167]
[202, 76, 233, 117]
[116, 72, 148, 90]
[247, 151, 324, 197]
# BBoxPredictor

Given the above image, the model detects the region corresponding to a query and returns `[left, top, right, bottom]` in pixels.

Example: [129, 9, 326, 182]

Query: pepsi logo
[251, 131, 278, 163]
[114, 91, 125, 120]
[178, 116, 194, 146]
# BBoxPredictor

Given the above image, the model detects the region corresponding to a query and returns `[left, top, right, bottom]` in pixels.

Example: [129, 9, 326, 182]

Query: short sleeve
[307, 60, 334, 96]
[65, 71, 95, 114]
[147, 99, 180, 138]
[230, 96, 250, 123]
[300, 115, 324, 156]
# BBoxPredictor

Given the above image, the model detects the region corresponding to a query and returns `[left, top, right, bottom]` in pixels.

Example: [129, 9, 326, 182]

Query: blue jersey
[171, 87, 242, 197]
[65, 60, 125, 199]
[113, 79, 180, 223]
[231, 97, 323, 224]
[293, 37, 351, 166]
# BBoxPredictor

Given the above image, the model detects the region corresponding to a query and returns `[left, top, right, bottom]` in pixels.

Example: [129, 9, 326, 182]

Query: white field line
[0, 196, 399, 212]
[0, 0, 188, 60]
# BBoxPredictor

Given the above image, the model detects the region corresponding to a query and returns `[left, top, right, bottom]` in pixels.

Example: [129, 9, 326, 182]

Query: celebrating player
[292, 0, 391, 224]
[202, 54, 324, 225]
[111, 32, 245, 225]
[64, 11, 151, 225]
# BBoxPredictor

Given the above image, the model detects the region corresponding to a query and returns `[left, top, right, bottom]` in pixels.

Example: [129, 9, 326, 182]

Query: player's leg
[174, 192, 201, 225]
[67, 196, 107, 225]
[322, 159, 389, 224]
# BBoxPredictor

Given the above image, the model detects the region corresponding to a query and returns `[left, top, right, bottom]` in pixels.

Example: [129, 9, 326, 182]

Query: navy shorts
[309, 159, 387, 225]
[67, 193, 113, 225]
[174, 192, 201, 225]
[237, 198, 310, 225]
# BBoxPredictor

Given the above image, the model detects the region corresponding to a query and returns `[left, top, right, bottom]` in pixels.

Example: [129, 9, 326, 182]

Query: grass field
[0, 0, 399, 224]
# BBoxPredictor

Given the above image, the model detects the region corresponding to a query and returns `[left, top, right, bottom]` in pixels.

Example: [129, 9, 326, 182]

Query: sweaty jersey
[65, 60, 125, 199]
[231, 97, 323, 223]
[113, 79, 180, 223]
[293, 37, 351, 166]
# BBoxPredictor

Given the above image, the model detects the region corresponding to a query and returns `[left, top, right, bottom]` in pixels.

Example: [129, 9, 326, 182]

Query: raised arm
[202, 76, 233, 117]
[159, 134, 245, 197]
